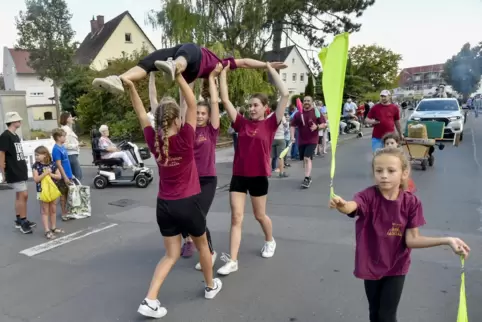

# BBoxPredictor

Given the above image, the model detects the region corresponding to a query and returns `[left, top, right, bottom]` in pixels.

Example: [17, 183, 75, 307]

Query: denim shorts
[371, 138, 383, 152]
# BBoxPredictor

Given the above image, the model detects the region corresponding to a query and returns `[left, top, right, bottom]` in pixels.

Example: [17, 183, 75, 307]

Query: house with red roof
[2, 47, 58, 131]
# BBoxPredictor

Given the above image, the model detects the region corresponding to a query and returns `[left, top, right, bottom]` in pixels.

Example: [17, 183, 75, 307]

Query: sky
[1, 0, 481, 71]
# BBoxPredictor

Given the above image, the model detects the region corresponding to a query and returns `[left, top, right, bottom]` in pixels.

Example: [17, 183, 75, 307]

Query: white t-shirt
[269, 113, 286, 140]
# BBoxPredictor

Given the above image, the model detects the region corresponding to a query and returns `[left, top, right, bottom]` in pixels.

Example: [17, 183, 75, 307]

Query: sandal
[45, 231, 55, 239]
[51, 228, 65, 234]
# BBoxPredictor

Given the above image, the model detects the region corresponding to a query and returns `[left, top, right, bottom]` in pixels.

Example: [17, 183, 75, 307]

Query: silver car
[409, 98, 464, 140]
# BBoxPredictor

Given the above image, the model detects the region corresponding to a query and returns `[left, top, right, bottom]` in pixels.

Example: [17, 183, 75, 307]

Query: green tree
[304, 74, 314, 96]
[147, 0, 375, 58]
[343, 57, 374, 99]
[0, 74, 4, 90]
[443, 43, 481, 100]
[349, 44, 402, 91]
[15, 0, 76, 122]
[59, 66, 94, 115]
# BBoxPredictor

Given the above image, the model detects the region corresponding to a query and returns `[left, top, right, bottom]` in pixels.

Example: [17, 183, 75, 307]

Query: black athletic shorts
[198, 176, 217, 214]
[229, 175, 268, 197]
[299, 144, 317, 160]
[156, 193, 206, 237]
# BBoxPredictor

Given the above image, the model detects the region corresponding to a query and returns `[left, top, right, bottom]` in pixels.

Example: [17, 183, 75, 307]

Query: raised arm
[179, 82, 194, 125]
[235, 58, 287, 70]
[177, 74, 197, 128]
[219, 62, 238, 122]
[209, 63, 223, 129]
[266, 63, 289, 123]
[121, 77, 151, 129]
[148, 72, 159, 110]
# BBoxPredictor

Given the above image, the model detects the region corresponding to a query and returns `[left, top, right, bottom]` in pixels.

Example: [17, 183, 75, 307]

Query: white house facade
[2, 47, 57, 131]
[264, 46, 314, 96]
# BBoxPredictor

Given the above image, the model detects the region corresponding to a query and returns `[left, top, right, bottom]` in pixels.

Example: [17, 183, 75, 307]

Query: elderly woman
[98, 125, 136, 169]
[59, 112, 84, 180]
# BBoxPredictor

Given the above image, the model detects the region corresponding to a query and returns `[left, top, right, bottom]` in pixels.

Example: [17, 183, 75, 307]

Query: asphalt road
[0, 114, 481, 322]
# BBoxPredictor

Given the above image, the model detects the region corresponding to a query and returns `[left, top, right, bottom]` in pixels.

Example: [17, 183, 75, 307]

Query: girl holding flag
[216, 62, 289, 276]
[330, 147, 470, 322]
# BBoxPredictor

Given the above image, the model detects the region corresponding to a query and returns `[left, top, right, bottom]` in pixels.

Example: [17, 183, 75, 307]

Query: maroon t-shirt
[290, 108, 326, 145]
[367, 103, 400, 139]
[232, 113, 279, 177]
[196, 48, 237, 80]
[194, 123, 218, 177]
[143, 124, 200, 200]
[350, 186, 426, 280]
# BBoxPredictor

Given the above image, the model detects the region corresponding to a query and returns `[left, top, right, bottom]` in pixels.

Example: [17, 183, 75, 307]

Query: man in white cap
[365, 90, 404, 152]
[0, 112, 35, 234]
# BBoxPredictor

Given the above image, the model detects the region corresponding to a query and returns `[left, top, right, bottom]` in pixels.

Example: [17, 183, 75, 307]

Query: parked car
[409, 98, 464, 140]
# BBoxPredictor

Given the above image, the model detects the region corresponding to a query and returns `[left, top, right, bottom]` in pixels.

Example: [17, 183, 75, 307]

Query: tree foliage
[0, 74, 4, 90]
[59, 66, 94, 115]
[147, 0, 375, 61]
[15, 0, 76, 118]
[304, 73, 314, 96]
[443, 43, 481, 99]
[348, 45, 402, 91]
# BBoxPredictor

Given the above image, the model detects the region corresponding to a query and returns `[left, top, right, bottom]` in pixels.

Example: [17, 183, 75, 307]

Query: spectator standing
[0, 112, 35, 234]
[60, 112, 84, 181]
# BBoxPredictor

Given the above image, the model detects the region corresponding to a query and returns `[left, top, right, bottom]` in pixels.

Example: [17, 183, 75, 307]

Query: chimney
[96, 15, 104, 28]
[90, 16, 98, 34]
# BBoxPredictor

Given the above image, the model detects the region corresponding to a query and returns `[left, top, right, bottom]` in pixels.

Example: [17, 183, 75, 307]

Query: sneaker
[137, 299, 167, 319]
[357, 132, 363, 138]
[181, 241, 195, 258]
[217, 253, 238, 276]
[205, 278, 223, 299]
[279, 172, 289, 178]
[92, 76, 124, 94]
[14, 219, 21, 229]
[25, 220, 37, 228]
[19, 222, 32, 234]
[155, 58, 176, 84]
[261, 239, 276, 258]
[285, 163, 291, 167]
[301, 177, 312, 188]
[195, 251, 217, 271]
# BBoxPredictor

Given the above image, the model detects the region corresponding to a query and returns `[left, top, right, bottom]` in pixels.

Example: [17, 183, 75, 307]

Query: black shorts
[199, 176, 217, 214]
[229, 175, 268, 197]
[299, 144, 317, 160]
[156, 194, 206, 237]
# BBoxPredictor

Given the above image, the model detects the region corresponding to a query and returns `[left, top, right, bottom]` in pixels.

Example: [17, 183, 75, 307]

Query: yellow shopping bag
[457, 256, 468, 322]
[39, 175, 62, 203]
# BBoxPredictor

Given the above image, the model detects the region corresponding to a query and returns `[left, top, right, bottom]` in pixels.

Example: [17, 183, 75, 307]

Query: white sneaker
[92, 75, 124, 94]
[137, 298, 167, 319]
[195, 251, 217, 271]
[154, 58, 176, 84]
[205, 278, 223, 299]
[261, 239, 276, 258]
[216, 253, 238, 276]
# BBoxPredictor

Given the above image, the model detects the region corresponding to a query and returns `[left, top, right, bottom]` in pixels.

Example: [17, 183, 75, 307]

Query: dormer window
[125, 33, 132, 43]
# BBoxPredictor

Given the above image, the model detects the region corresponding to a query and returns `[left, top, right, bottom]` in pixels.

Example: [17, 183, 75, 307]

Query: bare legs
[16, 191, 28, 220]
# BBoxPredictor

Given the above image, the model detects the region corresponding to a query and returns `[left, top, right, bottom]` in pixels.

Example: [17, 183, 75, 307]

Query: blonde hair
[372, 147, 410, 190]
[154, 97, 180, 164]
[52, 128, 66, 141]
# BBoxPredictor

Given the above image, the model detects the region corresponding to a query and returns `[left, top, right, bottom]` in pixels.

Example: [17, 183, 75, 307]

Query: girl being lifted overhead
[93, 43, 287, 94]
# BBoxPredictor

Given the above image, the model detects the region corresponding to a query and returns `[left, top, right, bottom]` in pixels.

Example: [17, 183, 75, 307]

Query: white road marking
[471, 127, 481, 170]
[19, 222, 118, 257]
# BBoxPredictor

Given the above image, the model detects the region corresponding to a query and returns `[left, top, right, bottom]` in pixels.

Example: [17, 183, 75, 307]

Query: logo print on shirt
[197, 134, 207, 143]
[387, 223, 403, 237]
[247, 129, 258, 137]
[14, 143, 25, 161]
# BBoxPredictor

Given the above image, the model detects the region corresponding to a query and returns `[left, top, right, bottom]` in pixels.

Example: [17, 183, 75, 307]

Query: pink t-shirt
[290, 108, 326, 145]
[197, 48, 237, 79]
[143, 124, 200, 200]
[349, 186, 426, 280]
[194, 123, 218, 177]
[232, 113, 279, 177]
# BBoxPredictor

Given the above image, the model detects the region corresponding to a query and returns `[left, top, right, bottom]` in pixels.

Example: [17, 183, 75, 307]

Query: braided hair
[154, 97, 180, 165]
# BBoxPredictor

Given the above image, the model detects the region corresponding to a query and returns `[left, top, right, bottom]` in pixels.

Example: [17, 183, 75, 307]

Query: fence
[0, 137, 55, 182]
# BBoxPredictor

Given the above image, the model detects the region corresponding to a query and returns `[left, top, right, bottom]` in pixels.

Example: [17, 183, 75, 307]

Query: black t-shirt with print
[0, 130, 28, 183]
